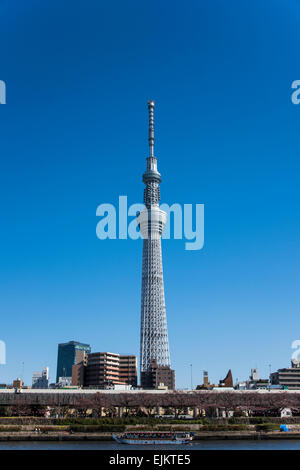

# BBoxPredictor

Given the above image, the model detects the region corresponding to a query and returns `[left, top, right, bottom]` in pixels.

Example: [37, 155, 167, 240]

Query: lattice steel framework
[138, 101, 171, 375]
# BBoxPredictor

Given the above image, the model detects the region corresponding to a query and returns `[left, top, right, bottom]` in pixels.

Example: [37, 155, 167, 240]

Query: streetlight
[190, 364, 193, 390]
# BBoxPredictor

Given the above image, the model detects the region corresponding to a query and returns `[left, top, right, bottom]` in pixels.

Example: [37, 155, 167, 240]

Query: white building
[32, 367, 49, 389]
[58, 376, 72, 387]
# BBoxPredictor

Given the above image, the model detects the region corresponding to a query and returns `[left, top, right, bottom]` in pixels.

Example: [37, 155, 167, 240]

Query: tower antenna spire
[148, 100, 155, 157]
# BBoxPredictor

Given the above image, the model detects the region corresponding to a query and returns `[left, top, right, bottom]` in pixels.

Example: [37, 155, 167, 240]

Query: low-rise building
[57, 376, 72, 387]
[271, 359, 300, 390]
[141, 359, 175, 390]
[196, 371, 218, 390]
[13, 378, 23, 389]
[32, 367, 49, 389]
[281, 408, 292, 417]
[234, 369, 272, 390]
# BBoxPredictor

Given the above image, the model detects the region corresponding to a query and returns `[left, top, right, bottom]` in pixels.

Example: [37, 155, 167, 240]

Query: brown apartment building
[72, 354, 88, 386]
[83, 352, 137, 388]
[141, 359, 175, 390]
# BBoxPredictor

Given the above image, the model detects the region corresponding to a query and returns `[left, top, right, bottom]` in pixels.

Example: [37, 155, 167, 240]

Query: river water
[0, 440, 300, 450]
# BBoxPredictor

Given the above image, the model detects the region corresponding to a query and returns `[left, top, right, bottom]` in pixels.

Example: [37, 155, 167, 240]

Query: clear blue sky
[0, 0, 300, 388]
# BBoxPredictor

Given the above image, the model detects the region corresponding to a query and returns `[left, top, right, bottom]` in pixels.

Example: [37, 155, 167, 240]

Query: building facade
[56, 341, 91, 383]
[138, 101, 172, 388]
[84, 352, 137, 388]
[271, 359, 300, 389]
[72, 357, 87, 387]
[141, 359, 175, 390]
[119, 355, 138, 386]
[57, 376, 72, 387]
[234, 368, 272, 390]
[32, 367, 49, 389]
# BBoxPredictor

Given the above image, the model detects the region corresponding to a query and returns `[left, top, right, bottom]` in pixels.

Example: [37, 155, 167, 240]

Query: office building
[56, 340, 91, 383]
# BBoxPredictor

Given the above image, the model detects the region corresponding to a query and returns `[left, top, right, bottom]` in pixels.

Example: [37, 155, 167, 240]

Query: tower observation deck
[138, 101, 171, 384]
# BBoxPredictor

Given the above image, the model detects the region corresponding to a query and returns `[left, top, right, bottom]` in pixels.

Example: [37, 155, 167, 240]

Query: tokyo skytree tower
[138, 101, 171, 378]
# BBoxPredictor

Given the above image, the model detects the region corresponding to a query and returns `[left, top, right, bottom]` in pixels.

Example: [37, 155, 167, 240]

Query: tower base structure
[141, 359, 175, 390]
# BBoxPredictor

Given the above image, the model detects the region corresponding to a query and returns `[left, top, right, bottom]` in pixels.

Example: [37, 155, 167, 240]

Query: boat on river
[112, 431, 193, 445]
